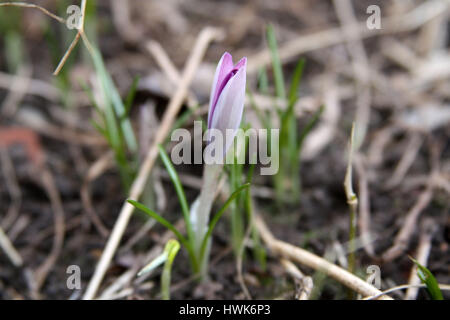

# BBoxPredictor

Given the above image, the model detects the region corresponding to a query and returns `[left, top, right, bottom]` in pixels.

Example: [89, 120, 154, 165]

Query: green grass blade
[411, 258, 444, 300]
[258, 67, 269, 95]
[280, 59, 305, 174]
[157, 145, 195, 245]
[91, 48, 138, 153]
[199, 183, 250, 263]
[91, 49, 122, 149]
[89, 119, 108, 141]
[266, 24, 286, 100]
[127, 200, 188, 248]
[123, 75, 140, 118]
[161, 239, 180, 300]
[285, 58, 305, 120]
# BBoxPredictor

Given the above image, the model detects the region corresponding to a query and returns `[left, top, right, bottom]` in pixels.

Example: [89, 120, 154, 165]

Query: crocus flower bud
[190, 53, 247, 278]
[207, 52, 247, 156]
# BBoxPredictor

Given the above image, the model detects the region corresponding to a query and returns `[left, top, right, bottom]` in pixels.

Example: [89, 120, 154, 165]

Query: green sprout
[137, 239, 181, 300]
[411, 258, 444, 300]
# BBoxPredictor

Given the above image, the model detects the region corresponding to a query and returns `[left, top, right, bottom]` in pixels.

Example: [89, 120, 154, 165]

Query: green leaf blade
[127, 199, 188, 248]
[412, 258, 444, 300]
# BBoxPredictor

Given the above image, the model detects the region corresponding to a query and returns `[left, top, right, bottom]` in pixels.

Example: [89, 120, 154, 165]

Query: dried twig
[364, 283, 450, 301]
[83, 27, 224, 300]
[254, 214, 392, 299]
[0, 225, 23, 267]
[146, 40, 198, 108]
[0, 2, 65, 23]
[281, 259, 313, 300]
[53, 0, 92, 75]
[0, 0, 92, 76]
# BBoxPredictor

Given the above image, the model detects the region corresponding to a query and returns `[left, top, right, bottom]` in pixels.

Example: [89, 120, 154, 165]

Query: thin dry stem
[53, 0, 90, 75]
[364, 283, 450, 301]
[344, 123, 358, 277]
[0, 2, 65, 23]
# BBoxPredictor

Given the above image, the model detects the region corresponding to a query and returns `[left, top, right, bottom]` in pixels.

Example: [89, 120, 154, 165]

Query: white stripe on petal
[208, 52, 233, 128]
[210, 60, 247, 156]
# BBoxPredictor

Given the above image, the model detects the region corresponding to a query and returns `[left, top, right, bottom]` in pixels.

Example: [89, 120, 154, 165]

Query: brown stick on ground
[254, 214, 393, 300]
[83, 27, 224, 300]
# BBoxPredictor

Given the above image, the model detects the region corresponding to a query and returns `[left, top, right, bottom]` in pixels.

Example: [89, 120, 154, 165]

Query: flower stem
[191, 163, 223, 278]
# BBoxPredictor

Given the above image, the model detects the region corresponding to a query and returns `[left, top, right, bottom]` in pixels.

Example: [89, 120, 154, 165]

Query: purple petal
[209, 58, 247, 155]
[208, 52, 233, 128]
[233, 57, 247, 71]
